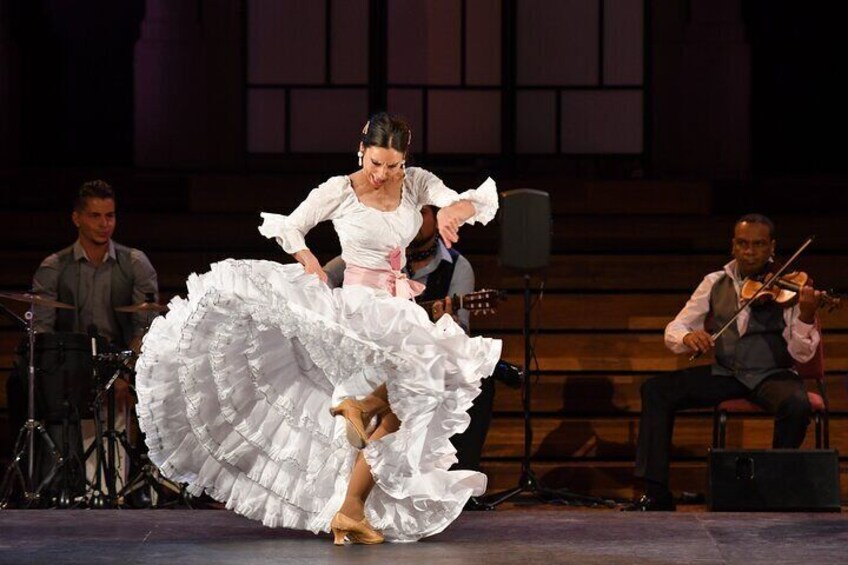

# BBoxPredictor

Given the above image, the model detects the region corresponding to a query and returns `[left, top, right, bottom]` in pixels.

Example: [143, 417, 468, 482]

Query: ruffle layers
[135, 259, 501, 541]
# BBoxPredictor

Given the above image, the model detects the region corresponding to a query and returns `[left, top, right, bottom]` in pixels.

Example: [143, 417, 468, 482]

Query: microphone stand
[483, 274, 614, 508]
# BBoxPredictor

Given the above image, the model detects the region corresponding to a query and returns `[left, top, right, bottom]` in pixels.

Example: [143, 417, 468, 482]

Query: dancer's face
[361, 145, 405, 189]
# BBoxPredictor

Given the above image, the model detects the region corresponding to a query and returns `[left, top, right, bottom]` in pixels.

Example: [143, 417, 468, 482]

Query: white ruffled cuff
[458, 177, 498, 226]
[258, 212, 306, 254]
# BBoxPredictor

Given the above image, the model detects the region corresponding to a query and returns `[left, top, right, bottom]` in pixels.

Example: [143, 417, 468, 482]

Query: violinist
[628, 213, 823, 511]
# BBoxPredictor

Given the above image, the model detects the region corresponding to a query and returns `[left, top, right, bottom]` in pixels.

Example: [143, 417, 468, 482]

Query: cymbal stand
[0, 304, 63, 508]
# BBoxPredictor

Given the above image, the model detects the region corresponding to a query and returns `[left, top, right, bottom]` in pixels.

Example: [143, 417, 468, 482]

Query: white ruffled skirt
[135, 259, 501, 542]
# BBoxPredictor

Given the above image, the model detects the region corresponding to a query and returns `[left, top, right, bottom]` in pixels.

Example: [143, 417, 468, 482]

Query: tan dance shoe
[329, 399, 371, 449]
[330, 512, 385, 545]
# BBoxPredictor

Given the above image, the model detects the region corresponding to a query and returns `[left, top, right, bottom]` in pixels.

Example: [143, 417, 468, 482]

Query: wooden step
[2, 251, 845, 293]
[0, 250, 285, 291]
[7, 211, 846, 254]
[492, 374, 848, 415]
[0, 371, 9, 408]
[4, 329, 845, 373]
[4, 286, 843, 336]
[481, 460, 848, 500]
[481, 460, 702, 499]
[188, 175, 713, 215]
[474, 293, 848, 332]
[473, 254, 847, 292]
[0, 211, 270, 253]
[482, 415, 848, 460]
[0, 169, 192, 213]
[497, 333, 848, 372]
[4, 328, 847, 406]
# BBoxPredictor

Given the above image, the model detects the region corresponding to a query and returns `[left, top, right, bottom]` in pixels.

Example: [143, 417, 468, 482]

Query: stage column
[134, 0, 244, 169]
[0, 0, 21, 167]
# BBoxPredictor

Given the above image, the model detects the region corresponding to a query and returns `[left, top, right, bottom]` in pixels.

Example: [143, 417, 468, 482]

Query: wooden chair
[713, 328, 828, 448]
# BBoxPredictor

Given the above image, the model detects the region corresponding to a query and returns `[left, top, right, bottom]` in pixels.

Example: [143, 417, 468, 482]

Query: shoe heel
[345, 421, 367, 449]
[330, 400, 369, 449]
[332, 528, 347, 545]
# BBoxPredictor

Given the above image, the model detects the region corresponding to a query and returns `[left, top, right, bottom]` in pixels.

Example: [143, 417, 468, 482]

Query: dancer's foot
[329, 399, 373, 449]
[330, 512, 385, 545]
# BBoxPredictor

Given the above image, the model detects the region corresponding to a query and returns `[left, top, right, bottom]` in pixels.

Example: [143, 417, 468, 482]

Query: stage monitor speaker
[498, 189, 551, 271]
[708, 449, 841, 512]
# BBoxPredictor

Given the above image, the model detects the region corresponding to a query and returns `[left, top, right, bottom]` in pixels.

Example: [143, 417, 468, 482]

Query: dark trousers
[634, 365, 811, 486]
[450, 375, 495, 472]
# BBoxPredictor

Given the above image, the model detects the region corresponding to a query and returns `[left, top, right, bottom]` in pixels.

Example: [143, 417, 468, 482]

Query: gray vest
[709, 274, 793, 388]
[53, 242, 135, 348]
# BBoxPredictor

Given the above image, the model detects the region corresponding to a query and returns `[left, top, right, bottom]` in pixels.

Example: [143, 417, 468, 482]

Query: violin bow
[689, 235, 815, 361]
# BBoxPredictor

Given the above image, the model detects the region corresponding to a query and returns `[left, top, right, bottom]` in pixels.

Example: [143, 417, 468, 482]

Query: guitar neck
[417, 293, 463, 311]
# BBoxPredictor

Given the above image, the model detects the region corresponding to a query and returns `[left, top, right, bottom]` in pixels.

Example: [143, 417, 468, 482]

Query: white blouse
[258, 167, 498, 272]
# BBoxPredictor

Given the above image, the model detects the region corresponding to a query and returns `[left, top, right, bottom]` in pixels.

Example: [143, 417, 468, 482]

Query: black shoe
[621, 493, 676, 512]
[464, 497, 494, 511]
[128, 485, 152, 509]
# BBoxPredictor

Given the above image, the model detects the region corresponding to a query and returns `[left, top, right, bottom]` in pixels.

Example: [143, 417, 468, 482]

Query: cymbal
[0, 291, 75, 310]
[115, 302, 168, 313]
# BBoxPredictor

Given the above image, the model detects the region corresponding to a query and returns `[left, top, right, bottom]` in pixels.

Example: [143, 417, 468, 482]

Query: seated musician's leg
[631, 365, 746, 511]
[749, 371, 811, 448]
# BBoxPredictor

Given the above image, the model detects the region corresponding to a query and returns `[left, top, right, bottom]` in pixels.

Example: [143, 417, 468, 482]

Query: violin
[741, 270, 841, 312]
[690, 236, 835, 361]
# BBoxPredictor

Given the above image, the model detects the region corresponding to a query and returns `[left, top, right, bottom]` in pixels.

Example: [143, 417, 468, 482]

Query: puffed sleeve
[258, 177, 348, 254]
[411, 167, 499, 226]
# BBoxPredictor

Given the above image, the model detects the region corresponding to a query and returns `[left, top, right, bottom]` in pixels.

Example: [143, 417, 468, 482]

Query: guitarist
[324, 205, 496, 501]
[404, 205, 475, 330]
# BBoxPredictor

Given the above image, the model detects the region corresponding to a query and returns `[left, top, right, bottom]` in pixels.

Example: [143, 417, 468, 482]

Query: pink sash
[343, 248, 425, 300]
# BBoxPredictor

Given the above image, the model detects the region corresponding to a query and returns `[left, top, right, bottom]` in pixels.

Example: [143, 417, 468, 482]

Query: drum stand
[0, 305, 64, 508]
[118, 453, 187, 508]
[85, 355, 131, 507]
[116, 374, 189, 508]
[84, 353, 185, 508]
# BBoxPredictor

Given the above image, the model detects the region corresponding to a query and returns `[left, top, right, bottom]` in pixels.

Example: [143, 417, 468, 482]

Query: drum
[11, 332, 106, 502]
[34, 332, 99, 421]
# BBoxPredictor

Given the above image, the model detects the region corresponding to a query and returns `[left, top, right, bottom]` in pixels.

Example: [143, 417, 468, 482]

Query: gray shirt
[32, 239, 159, 343]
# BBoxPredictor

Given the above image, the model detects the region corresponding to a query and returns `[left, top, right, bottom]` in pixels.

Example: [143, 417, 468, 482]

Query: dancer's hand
[437, 201, 474, 249]
[294, 249, 328, 283]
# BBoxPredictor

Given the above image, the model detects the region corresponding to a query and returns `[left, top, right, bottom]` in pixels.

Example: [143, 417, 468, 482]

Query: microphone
[88, 324, 99, 357]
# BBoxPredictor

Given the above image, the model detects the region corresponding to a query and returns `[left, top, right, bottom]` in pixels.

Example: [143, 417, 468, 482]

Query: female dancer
[135, 113, 501, 544]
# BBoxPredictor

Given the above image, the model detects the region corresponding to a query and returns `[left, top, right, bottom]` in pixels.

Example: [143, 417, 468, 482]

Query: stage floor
[1, 507, 847, 564]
